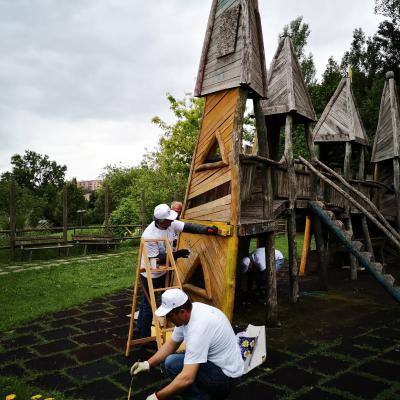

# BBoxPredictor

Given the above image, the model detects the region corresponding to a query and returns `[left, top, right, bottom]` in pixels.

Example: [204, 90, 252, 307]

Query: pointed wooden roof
[194, 0, 267, 99]
[261, 36, 316, 123]
[313, 77, 368, 145]
[371, 71, 400, 163]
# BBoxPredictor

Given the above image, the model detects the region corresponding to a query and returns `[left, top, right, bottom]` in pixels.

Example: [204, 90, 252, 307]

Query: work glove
[173, 249, 190, 259]
[130, 360, 150, 376]
[206, 225, 219, 235]
[146, 393, 159, 400]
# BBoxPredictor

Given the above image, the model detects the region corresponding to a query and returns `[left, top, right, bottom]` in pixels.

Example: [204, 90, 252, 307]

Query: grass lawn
[0, 248, 138, 333]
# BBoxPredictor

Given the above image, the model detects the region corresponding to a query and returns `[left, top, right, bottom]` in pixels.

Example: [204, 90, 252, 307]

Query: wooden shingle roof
[194, 0, 267, 99]
[261, 36, 316, 123]
[313, 77, 368, 145]
[371, 71, 400, 163]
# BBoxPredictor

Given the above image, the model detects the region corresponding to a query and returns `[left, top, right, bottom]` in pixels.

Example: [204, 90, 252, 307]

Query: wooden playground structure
[167, 0, 400, 327]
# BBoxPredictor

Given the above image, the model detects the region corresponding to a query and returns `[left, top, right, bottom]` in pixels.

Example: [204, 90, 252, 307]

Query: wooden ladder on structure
[125, 238, 183, 356]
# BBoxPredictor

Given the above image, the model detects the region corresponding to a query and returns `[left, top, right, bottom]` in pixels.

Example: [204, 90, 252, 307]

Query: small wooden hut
[371, 71, 400, 230]
[261, 36, 317, 301]
[177, 0, 278, 323]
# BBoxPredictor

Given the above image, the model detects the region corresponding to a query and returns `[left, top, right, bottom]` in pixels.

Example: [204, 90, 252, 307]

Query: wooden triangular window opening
[195, 130, 229, 172]
[183, 253, 212, 301]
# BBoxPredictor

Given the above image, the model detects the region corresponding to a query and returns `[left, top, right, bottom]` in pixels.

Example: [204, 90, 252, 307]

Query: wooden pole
[373, 163, 381, 208]
[299, 215, 311, 276]
[63, 184, 68, 244]
[344, 142, 352, 181]
[104, 185, 109, 231]
[393, 158, 400, 232]
[361, 215, 373, 253]
[140, 190, 146, 232]
[9, 181, 16, 262]
[357, 146, 365, 180]
[284, 114, 299, 302]
[265, 232, 278, 325]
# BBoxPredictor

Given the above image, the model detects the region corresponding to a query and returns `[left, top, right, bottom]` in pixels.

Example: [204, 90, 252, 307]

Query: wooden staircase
[309, 201, 400, 303]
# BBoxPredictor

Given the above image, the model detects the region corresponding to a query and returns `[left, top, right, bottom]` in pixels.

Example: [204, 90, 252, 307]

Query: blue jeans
[164, 353, 240, 400]
[137, 274, 165, 338]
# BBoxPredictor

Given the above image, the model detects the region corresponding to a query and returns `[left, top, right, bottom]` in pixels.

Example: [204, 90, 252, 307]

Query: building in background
[77, 179, 102, 200]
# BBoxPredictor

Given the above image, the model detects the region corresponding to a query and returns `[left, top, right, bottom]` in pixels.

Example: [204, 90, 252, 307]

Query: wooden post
[373, 163, 381, 208]
[361, 215, 373, 253]
[265, 232, 278, 325]
[140, 190, 146, 232]
[357, 146, 365, 180]
[63, 184, 68, 244]
[104, 185, 109, 231]
[393, 157, 400, 232]
[313, 216, 328, 290]
[344, 142, 352, 181]
[9, 181, 16, 262]
[254, 98, 273, 218]
[284, 113, 299, 302]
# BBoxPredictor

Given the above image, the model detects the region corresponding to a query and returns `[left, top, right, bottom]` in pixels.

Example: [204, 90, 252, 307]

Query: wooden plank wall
[275, 166, 311, 199]
[184, 88, 239, 222]
[176, 232, 229, 308]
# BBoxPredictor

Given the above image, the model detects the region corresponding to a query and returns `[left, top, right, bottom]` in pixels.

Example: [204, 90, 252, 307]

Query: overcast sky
[0, 0, 384, 180]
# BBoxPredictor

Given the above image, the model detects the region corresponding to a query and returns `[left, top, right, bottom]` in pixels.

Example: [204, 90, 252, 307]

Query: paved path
[0, 285, 399, 400]
[0, 251, 132, 276]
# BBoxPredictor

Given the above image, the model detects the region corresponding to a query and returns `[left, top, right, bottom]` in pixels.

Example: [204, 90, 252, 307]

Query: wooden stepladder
[125, 238, 183, 356]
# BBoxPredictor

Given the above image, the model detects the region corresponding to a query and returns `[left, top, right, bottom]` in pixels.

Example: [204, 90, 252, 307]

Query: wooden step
[360, 252, 374, 262]
[383, 274, 396, 287]
[325, 210, 336, 220]
[351, 241, 364, 251]
[371, 262, 383, 273]
[333, 220, 345, 229]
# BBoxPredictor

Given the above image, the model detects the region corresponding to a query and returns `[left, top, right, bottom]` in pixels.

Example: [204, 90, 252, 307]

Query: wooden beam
[299, 214, 311, 276]
[265, 232, 278, 325]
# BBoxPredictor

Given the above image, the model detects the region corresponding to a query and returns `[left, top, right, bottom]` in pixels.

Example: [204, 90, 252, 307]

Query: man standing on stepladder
[131, 288, 244, 400]
[137, 204, 219, 339]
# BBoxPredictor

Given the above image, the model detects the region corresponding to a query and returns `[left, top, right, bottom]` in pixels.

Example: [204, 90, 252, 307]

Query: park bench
[15, 236, 73, 262]
[72, 234, 119, 255]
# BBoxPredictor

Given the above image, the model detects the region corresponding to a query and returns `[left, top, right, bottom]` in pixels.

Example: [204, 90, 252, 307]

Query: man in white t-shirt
[131, 289, 243, 400]
[137, 204, 219, 339]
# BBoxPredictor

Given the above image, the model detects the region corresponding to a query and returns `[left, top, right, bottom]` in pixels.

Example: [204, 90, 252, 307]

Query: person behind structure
[137, 204, 219, 339]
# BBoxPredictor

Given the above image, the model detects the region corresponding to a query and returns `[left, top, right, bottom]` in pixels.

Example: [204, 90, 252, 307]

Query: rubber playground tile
[112, 367, 164, 389]
[75, 319, 115, 333]
[228, 381, 287, 400]
[295, 387, 347, 399]
[25, 354, 77, 371]
[14, 323, 45, 335]
[106, 315, 131, 326]
[2, 334, 41, 348]
[108, 299, 130, 308]
[283, 341, 318, 355]
[66, 359, 116, 381]
[354, 334, 395, 351]
[79, 310, 114, 322]
[262, 366, 322, 390]
[0, 363, 26, 377]
[39, 326, 81, 341]
[295, 355, 351, 376]
[72, 343, 117, 363]
[372, 327, 400, 341]
[72, 331, 114, 345]
[32, 338, 78, 355]
[381, 347, 400, 363]
[324, 372, 389, 399]
[29, 373, 75, 391]
[264, 348, 298, 369]
[52, 308, 83, 319]
[355, 359, 400, 382]
[0, 348, 35, 363]
[48, 316, 82, 328]
[329, 342, 377, 359]
[80, 302, 110, 312]
[68, 378, 126, 400]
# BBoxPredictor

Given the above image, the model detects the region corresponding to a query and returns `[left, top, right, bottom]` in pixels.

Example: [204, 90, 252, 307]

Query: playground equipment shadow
[0, 270, 399, 400]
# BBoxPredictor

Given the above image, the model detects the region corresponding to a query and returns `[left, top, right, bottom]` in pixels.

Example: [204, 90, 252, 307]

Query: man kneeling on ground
[130, 288, 244, 400]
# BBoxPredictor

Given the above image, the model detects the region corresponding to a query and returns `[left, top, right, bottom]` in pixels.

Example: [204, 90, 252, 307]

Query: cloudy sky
[0, 0, 383, 180]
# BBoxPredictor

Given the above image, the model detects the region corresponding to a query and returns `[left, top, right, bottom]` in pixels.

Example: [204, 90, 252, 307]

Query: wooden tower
[177, 0, 277, 323]
[261, 36, 317, 302]
[371, 71, 400, 230]
[313, 75, 369, 180]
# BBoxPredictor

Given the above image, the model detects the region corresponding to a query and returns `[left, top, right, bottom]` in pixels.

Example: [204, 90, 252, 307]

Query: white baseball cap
[155, 289, 188, 317]
[153, 204, 178, 221]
